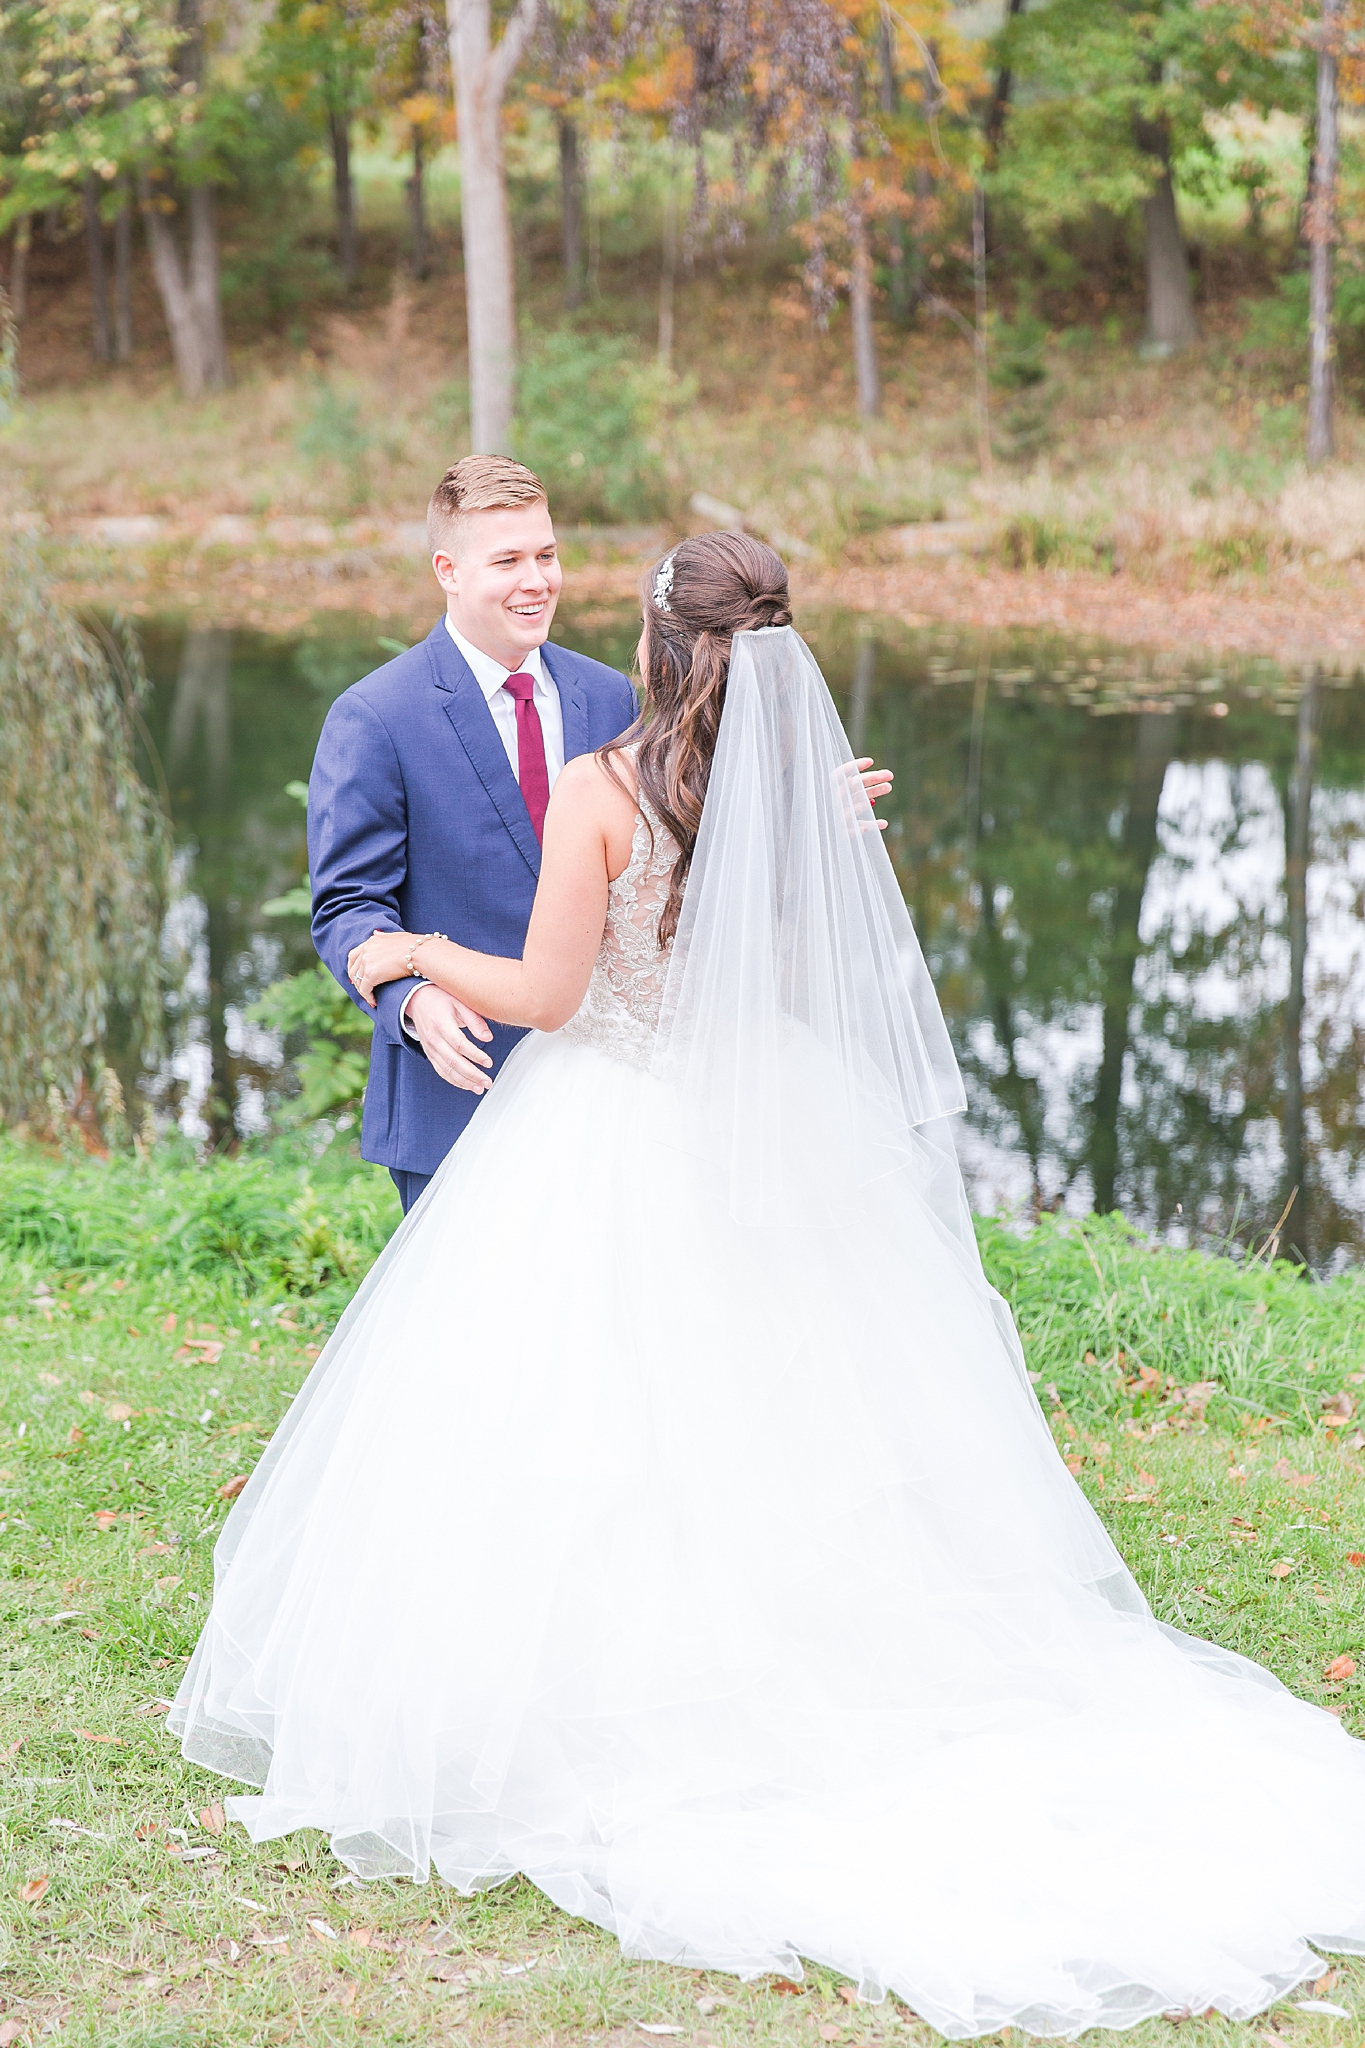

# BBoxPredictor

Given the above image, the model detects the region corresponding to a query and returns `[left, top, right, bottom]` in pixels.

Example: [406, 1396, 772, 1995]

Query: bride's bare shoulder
[553, 748, 640, 815]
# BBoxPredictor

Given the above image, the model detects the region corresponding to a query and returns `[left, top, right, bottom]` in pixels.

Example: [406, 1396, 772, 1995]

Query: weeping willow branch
[0, 544, 171, 1131]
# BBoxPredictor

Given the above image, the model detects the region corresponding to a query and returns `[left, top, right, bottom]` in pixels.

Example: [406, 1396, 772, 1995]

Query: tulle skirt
[171, 1028, 1365, 2039]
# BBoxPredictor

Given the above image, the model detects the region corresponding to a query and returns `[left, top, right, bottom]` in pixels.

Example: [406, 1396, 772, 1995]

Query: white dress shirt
[444, 617, 566, 786]
[400, 620, 564, 1039]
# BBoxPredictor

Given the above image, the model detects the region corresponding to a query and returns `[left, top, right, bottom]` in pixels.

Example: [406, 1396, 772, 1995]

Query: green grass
[1, 1142, 1364, 2045]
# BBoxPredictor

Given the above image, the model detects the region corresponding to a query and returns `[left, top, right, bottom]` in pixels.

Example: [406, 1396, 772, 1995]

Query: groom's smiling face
[433, 503, 564, 672]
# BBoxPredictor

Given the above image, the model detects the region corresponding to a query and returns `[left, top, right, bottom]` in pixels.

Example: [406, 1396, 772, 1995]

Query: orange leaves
[20, 1875, 48, 1904]
[1325, 1655, 1357, 1684]
[1272, 1458, 1316, 1489]
[175, 1339, 224, 1365]
[74, 1728, 126, 1747]
[219, 1475, 249, 1500]
[92, 1509, 119, 1532]
[161, 1314, 177, 1335]
[1270, 1561, 1294, 1579]
[1348, 1552, 1365, 1567]
[199, 1802, 226, 1835]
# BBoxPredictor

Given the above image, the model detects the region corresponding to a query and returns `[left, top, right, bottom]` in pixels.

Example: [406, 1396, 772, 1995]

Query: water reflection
[134, 611, 1365, 1270]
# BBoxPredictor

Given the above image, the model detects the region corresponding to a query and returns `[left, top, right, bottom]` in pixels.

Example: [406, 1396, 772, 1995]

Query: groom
[308, 455, 637, 1213]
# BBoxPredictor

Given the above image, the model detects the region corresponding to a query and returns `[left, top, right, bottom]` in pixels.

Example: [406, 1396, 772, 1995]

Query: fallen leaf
[67, 1426, 85, 1446]
[1295, 2000, 1352, 2017]
[161, 1314, 177, 1334]
[308, 1917, 339, 1941]
[218, 1475, 249, 1500]
[50, 1817, 111, 1841]
[837, 1985, 859, 2006]
[639, 2028, 684, 2037]
[1064, 1455, 1084, 1475]
[428, 1959, 467, 1982]
[139, 1542, 171, 1557]
[105, 1402, 133, 1423]
[75, 1729, 126, 1746]
[78, 1627, 99, 1641]
[0, 2020, 24, 2044]
[134, 1699, 172, 1716]
[819, 2027, 842, 2042]
[1123, 1491, 1155, 1504]
[155, 1576, 182, 1594]
[215, 1936, 242, 1962]
[1270, 1561, 1293, 1579]
[1325, 1655, 1357, 1684]
[1313, 1970, 1340, 1996]
[771, 1977, 804, 1994]
[1348, 1553, 1365, 1567]
[250, 1933, 289, 1948]
[20, 1875, 49, 1904]
[1322, 1391, 1354, 1419]
[37, 1372, 61, 1388]
[134, 1822, 162, 1839]
[92, 1509, 119, 1531]
[1272, 1457, 1315, 1488]
[275, 1856, 304, 1872]
[199, 1803, 225, 1836]
[337, 1982, 357, 2008]
[349, 1927, 373, 1947]
[175, 1340, 225, 1365]
[172, 1845, 218, 1863]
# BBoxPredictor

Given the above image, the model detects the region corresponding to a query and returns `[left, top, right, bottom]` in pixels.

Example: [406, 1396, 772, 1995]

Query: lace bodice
[560, 785, 679, 1072]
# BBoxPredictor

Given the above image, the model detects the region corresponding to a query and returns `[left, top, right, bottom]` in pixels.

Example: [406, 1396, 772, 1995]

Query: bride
[171, 532, 1365, 2040]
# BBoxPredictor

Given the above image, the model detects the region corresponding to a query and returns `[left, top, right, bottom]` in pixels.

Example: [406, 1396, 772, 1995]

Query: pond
[134, 606, 1365, 1275]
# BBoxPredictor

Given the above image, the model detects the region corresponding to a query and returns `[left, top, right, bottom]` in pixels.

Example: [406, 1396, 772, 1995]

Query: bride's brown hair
[599, 529, 792, 947]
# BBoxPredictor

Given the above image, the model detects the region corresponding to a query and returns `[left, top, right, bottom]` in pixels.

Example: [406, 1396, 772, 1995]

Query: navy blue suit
[309, 619, 637, 1180]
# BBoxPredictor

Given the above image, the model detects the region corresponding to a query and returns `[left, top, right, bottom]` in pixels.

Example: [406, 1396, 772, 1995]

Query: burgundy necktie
[503, 672, 550, 845]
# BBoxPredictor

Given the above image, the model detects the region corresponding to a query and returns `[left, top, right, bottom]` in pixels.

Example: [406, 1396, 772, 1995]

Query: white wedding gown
[173, 633, 1365, 2041]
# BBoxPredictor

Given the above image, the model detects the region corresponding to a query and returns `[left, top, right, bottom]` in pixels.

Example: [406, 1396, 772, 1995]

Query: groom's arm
[308, 692, 424, 1049]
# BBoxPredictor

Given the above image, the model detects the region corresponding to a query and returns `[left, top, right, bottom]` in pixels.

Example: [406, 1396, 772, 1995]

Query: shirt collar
[445, 617, 545, 704]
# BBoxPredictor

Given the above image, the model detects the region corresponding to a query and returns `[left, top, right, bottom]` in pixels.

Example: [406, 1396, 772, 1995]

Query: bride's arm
[347, 756, 629, 1031]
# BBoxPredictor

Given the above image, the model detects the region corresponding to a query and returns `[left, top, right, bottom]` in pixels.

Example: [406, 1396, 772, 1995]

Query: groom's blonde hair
[427, 455, 548, 557]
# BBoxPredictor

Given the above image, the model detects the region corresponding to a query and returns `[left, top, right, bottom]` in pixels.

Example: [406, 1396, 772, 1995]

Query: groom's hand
[405, 985, 495, 1094]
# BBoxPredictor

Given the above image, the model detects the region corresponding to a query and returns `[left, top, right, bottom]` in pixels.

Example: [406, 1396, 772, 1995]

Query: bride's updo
[602, 530, 792, 946]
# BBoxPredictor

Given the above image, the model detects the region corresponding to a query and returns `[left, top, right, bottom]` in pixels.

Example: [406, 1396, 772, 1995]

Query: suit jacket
[309, 618, 638, 1174]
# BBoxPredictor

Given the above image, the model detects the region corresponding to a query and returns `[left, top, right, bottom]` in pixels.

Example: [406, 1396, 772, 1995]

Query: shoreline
[40, 521, 1365, 675]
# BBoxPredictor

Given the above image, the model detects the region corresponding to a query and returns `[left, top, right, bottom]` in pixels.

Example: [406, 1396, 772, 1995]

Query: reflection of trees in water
[166, 628, 236, 1146]
[140, 620, 379, 1146]
[809, 616, 1365, 1264]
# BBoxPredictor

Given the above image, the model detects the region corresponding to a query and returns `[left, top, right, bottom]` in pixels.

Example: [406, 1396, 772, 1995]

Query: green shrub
[512, 330, 676, 524]
[248, 962, 372, 1121]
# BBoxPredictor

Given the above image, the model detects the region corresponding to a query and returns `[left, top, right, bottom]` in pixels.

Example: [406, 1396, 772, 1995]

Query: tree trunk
[1135, 119, 1198, 353]
[446, 0, 539, 454]
[114, 186, 134, 361]
[140, 179, 227, 398]
[876, 11, 912, 326]
[83, 176, 113, 365]
[558, 113, 585, 311]
[1307, 0, 1342, 467]
[658, 168, 677, 367]
[984, 0, 1026, 162]
[189, 186, 227, 389]
[9, 215, 31, 326]
[1281, 675, 1318, 1260]
[407, 126, 429, 279]
[849, 204, 879, 419]
[1088, 711, 1176, 1214]
[330, 110, 359, 286]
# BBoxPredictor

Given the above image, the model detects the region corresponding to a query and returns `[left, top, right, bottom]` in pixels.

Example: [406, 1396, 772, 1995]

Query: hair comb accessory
[652, 552, 677, 612]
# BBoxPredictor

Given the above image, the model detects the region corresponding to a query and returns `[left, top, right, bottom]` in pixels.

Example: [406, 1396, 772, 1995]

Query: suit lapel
[425, 621, 541, 880]
[543, 641, 590, 762]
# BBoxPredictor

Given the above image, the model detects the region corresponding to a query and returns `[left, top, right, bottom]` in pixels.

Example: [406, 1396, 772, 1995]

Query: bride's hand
[856, 758, 892, 829]
[348, 929, 416, 1006]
